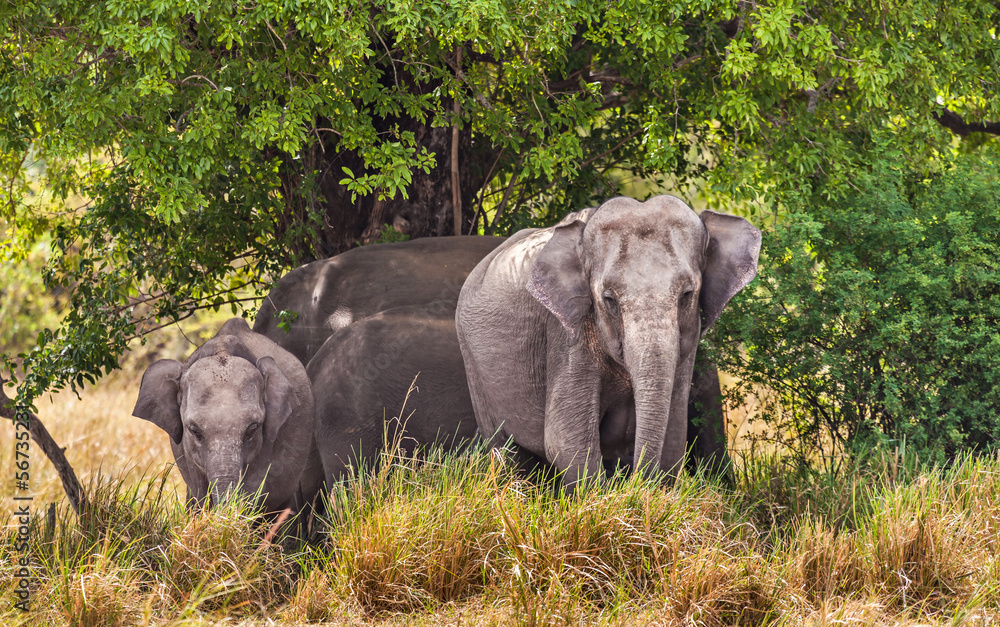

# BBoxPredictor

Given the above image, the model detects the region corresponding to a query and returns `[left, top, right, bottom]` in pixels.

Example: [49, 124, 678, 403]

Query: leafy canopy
[1, 0, 998, 405]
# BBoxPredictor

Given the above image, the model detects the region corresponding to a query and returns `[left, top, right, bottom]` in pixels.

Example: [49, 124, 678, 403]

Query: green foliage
[274, 309, 299, 335]
[370, 223, 411, 245]
[712, 147, 1000, 462]
[1, 0, 999, 403]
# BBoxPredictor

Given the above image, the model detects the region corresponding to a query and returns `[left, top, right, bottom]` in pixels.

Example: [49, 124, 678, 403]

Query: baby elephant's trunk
[209, 474, 240, 507]
[206, 441, 244, 507]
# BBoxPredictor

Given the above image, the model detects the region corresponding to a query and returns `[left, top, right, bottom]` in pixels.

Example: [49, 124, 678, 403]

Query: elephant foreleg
[543, 335, 604, 490]
[686, 357, 731, 481]
[600, 399, 636, 476]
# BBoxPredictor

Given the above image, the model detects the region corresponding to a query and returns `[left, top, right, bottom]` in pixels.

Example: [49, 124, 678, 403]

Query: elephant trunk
[624, 326, 679, 479]
[206, 445, 243, 507]
[209, 475, 240, 506]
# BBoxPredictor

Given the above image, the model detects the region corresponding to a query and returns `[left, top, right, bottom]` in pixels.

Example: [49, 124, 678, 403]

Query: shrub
[712, 150, 1000, 462]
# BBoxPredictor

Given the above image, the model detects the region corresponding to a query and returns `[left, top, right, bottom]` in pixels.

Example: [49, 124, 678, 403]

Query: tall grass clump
[317, 440, 775, 625]
[772, 452, 1000, 619]
[15, 469, 178, 626]
[501, 473, 730, 606]
[5, 420, 1000, 625]
[730, 442, 933, 539]
[1, 469, 301, 625]
[321, 444, 511, 615]
[162, 493, 297, 615]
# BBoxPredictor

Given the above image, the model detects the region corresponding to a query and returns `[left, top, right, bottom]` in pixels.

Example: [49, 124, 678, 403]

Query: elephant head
[133, 345, 294, 506]
[457, 194, 759, 487]
[527, 195, 759, 478]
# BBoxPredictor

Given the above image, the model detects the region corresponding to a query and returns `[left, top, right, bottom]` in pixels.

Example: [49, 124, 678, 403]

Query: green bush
[712, 151, 1000, 463]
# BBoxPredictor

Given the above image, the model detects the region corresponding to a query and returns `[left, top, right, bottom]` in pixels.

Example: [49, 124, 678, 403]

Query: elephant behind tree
[133, 318, 323, 513]
[687, 357, 729, 477]
[306, 304, 478, 485]
[456, 195, 760, 487]
[253, 235, 506, 365]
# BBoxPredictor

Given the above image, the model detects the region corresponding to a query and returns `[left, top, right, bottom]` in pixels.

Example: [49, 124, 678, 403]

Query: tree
[2, 0, 999, 406]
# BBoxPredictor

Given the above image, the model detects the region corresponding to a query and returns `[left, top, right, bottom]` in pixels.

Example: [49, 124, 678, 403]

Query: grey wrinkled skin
[132, 318, 320, 513]
[456, 195, 761, 488]
[559, 210, 732, 478]
[307, 304, 478, 485]
[254, 236, 507, 365]
[252, 236, 504, 494]
[600, 357, 731, 480]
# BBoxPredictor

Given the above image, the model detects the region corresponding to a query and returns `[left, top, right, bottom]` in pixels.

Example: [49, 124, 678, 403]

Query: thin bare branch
[488, 155, 525, 235]
[1, 382, 86, 515]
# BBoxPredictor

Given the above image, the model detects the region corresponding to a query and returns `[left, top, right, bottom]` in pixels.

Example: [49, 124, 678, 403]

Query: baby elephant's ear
[133, 360, 184, 444]
[527, 218, 591, 344]
[699, 210, 762, 333]
[257, 356, 293, 441]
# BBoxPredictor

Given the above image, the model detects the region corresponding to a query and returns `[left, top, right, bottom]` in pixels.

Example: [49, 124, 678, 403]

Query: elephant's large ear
[257, 356, 293, 441]
[133, 360, 184, 444]
[700, 210, 762, 333]
[527, 218, 591, 343]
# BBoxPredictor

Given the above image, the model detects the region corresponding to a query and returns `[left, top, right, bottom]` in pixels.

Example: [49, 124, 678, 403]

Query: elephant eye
[187, 424, 204, 442]
[679, 290, 695, 309]
[244, 422, 260, 441]
[602, 290, 619, 316]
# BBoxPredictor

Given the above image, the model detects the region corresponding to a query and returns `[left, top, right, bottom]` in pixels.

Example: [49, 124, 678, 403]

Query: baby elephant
[133, 318, 319, 513]
[307, 304, 478, 485]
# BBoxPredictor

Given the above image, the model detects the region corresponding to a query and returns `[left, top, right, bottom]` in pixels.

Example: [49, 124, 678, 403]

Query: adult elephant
[455, 195, 760, 487]
[253, 236, 503, 498]
[254, 236, 506, 365]
[255, 224, 736, 481]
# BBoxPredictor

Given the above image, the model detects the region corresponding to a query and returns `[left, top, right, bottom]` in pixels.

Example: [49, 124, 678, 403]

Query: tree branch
[487, 155, 525, 235]
[577, 126, 646, 171]
[470, 144, 506, 234]
[451, 47, 463, 236]
[445, 45, 494, 112]
[1, 382, 86, 515]
[590, 72, 634, 87]
[934, 108, 1000, 137]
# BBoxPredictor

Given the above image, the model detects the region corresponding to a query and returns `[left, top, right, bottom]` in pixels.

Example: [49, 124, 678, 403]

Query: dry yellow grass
[1, 320, 229, 520]
[5, 445, 1000, 626]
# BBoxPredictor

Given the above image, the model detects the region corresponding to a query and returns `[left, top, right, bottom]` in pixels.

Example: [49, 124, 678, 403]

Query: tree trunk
[316, 115, 486, 254]
[273, 65, 500, 263]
